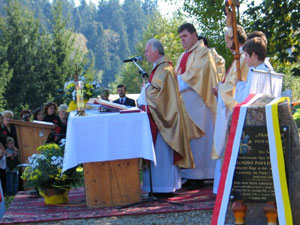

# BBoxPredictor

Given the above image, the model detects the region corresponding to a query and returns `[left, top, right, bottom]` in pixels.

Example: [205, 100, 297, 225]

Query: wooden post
[225, 0, 241, 81]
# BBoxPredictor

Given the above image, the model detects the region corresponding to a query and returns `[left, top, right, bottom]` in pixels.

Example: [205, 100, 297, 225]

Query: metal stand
[118, 63, 183, 209]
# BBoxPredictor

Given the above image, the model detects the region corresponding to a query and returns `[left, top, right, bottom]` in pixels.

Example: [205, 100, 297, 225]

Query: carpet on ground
[0, 186, 215, 224]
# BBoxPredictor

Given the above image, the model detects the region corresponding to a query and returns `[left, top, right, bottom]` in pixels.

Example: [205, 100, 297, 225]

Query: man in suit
[113, 84, 136, 107]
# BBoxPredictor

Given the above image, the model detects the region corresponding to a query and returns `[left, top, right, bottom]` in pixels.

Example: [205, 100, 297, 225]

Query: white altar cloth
[62, 110, 156, 173]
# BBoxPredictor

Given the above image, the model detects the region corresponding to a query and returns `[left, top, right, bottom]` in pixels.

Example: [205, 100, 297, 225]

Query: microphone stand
[132, 61, 148, 79]
[118, 64, 183, 209]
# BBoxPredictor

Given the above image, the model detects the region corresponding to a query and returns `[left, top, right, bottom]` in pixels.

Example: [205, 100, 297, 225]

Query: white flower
[59, 139, 66, 147]
[72, 90, 76, 100]
[51, 156, 64, 167]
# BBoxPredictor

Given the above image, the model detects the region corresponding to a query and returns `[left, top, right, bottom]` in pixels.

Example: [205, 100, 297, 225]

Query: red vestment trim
[144, 62, 182, 164]
[176, 51, 193, 75]
[142, 66, 159, 144]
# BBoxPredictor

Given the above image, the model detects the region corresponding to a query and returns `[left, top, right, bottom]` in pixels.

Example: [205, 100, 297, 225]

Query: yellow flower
[76, 167, 83, 172]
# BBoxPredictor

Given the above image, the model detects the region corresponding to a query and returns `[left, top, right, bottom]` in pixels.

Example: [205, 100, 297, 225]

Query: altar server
[139, 38, 199, 197]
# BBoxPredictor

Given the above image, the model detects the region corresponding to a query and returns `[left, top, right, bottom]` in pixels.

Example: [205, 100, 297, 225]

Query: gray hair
[147, 39, 165, 56]
[2, 110, 14, 118]
[58, 104, 68, 112]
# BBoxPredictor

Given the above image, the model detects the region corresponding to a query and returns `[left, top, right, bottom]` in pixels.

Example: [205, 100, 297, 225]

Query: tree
[122, 0, 147, 53]
[1, 0, 44, 113]
[0, 16, 13, 110]
[0, 0, 94, 115]
[142, 0, 158, 16]
[113, 13, 185, 93]
[242, 0, 300, 74]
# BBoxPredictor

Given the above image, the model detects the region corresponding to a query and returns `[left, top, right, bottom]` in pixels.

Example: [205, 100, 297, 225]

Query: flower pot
[39, 188, 69, 205]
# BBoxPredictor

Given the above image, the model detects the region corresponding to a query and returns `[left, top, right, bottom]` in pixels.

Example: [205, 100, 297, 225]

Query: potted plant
[21, 142, 83, 204]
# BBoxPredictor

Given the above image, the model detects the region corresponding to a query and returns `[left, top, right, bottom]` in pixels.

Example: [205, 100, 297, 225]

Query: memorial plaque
[231, 126, 290, 202]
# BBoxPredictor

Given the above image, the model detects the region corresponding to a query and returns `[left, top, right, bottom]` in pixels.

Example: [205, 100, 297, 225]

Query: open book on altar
[87, 98, 128, 111]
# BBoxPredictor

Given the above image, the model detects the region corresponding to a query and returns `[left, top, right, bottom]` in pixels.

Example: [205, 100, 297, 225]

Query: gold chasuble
[146, 56, 195, 169]
[210, 48, 225, 83]
[219, 52, 249, 111]
[175, 40, 218, 123]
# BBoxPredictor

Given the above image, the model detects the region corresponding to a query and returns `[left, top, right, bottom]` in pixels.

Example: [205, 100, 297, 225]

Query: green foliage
[182, 0, 237, 69]
[122, 0, 147, 53]
[63, 80, 101, 104]
[21, 143, 83, 191]
[293, 108, 300, 129]
[0, 0, 94, 116]
[279, 63, 300, 101]
[1, 0, 43, 113]
[112, 13, 185, 93]
[242, 0, 300, 71]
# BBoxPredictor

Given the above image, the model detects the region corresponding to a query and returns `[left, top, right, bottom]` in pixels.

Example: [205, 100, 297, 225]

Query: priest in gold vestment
[138, 38, 199, 196]
[176, 23, 218, 188]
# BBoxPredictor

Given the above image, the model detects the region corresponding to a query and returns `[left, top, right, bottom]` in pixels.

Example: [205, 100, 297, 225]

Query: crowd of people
[0, 102, 69, 196]
[0, 8, 273, 201]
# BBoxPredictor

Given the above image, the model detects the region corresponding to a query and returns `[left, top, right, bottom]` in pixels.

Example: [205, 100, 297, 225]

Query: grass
[4, 195, 14, 209]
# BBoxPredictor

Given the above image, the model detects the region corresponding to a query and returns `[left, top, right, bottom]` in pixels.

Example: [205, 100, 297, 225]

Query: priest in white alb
[138, 38, 199, 197]
[176, 23, 218, 189]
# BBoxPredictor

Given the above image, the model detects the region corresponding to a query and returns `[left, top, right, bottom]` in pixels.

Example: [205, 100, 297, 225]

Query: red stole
[142, 63, 182, 164]
[141, 66, 159, 144]
[177, 51, 193, 74]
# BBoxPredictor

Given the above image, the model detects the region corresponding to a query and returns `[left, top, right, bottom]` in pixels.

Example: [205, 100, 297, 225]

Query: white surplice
[235, 63, 272, 103]
[213, 62, 275, 194]
[178, 76, 216, 180]
[142, 132, 181, 193]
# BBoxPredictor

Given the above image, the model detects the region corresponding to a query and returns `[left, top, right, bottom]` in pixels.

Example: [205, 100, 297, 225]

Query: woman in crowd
[56, 104, 68, 143]
[44, 102, 60, 143]
[20, 109, 31, 122]
[33, 109, 45, 121]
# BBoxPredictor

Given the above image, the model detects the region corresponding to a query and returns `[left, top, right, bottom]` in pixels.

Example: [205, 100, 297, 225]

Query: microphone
[123, 56, 142, 63]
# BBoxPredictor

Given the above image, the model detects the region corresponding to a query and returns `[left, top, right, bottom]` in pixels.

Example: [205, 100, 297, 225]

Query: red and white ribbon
[211, 94, 262, 225]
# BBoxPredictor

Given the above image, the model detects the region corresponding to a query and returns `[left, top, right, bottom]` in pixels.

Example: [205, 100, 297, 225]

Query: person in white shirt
[235, 37, 270, 103]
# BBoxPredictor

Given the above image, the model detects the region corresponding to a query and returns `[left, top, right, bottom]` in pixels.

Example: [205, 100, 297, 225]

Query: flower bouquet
[64, 79, 101, 111]
[21, 142, 83, 204]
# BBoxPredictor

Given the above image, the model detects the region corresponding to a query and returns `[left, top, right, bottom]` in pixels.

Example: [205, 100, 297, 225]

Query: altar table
[62, 110, 155, 207]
